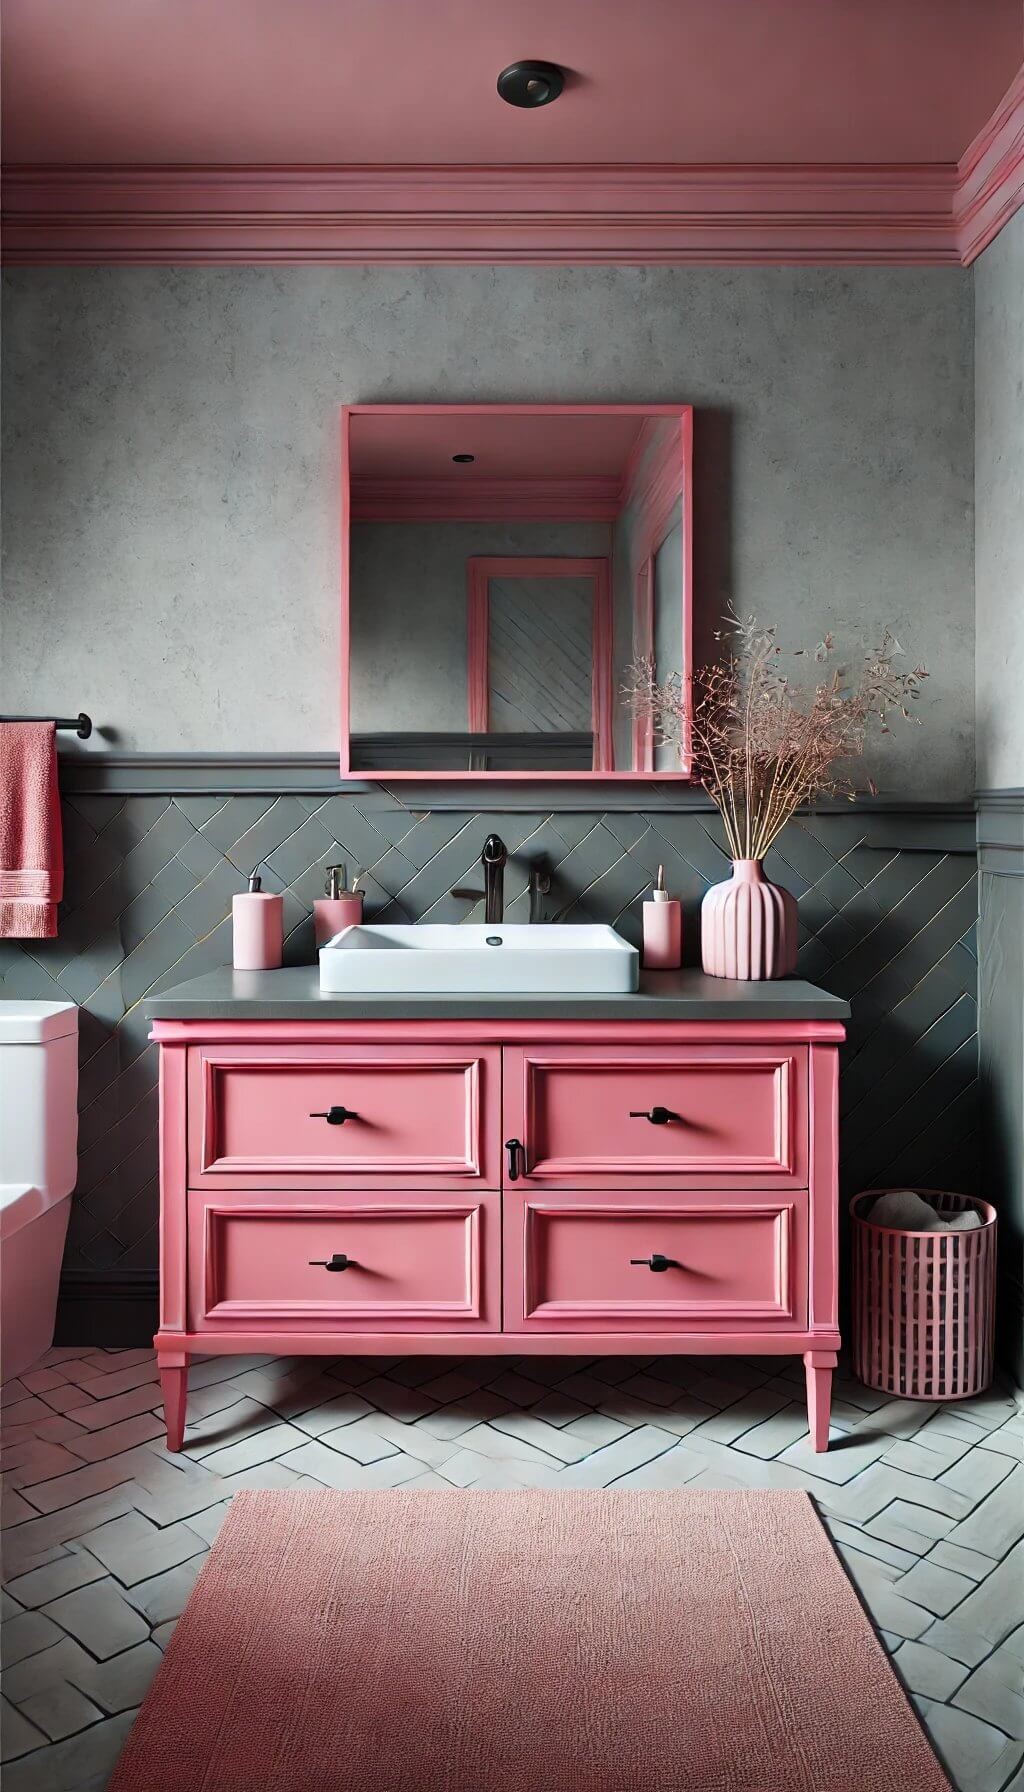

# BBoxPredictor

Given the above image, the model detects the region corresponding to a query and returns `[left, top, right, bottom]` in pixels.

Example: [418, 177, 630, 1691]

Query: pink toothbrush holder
[642, 868, 682, 970]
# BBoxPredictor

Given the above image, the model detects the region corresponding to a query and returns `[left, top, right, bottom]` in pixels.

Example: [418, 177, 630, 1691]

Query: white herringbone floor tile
[1, 1346, 1021, 1792]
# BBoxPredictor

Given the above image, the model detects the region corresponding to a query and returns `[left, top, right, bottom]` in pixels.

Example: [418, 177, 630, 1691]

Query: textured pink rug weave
[110, 1487, 949, 1792]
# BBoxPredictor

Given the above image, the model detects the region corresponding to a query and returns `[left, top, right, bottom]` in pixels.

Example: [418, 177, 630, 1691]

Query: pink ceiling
[3, 0, 1020, 167]
[348, 412, 655, 482]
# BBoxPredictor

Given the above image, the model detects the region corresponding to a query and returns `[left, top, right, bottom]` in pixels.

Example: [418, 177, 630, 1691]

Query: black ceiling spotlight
[496, 61, 564, 109]
[452, 453, 475, 463]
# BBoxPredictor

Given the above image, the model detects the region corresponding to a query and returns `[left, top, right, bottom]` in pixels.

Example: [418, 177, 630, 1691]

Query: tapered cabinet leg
[803, 1351, 837, 1453]
[158, 1354, 189, 1451]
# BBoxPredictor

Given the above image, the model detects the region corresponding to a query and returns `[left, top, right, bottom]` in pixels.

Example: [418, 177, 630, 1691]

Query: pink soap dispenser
[314, 864, 365, 947]
[643, 864, 682, 970]
[232, 867, 283, 970]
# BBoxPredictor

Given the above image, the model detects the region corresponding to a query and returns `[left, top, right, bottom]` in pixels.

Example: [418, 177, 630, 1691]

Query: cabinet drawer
[187, 1193, 500, 1331]
[187, 1045, 499, 1188]
[504, 1190, 806, 1332]
[504, 1045, 805, 1187]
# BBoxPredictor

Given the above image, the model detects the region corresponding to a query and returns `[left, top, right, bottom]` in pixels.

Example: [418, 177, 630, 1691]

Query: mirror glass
[342, 405, 692, 777]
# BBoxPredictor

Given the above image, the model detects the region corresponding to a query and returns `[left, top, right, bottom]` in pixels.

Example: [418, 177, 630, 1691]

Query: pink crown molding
[956, 66, 1024, 265]
[4, 66, 1021, 269]
[1, 161, 962, 266]
[350, 474, 623, 522]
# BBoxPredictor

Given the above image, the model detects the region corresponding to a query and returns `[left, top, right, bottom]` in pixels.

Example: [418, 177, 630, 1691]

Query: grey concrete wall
[975, 208, 1024, 790]
[1, 267, 974, 796]
[349, 520, 609, 732]
[653, 512, 685, 775]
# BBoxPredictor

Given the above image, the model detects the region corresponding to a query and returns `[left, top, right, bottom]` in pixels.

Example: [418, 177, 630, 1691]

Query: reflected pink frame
[340, 403, 693, 781]
[466, 556, 613, 773]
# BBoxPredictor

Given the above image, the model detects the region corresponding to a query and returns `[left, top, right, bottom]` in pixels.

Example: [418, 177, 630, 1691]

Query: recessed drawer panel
[504, 1046, 805, 1187]
[187, 1193, 500, 1331]
[187, 1045, 499, 1188]
[504, 1189, 806, 1332]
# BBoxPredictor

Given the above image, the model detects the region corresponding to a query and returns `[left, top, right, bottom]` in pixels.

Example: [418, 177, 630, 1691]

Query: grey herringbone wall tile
[0, 793, 978, 1270]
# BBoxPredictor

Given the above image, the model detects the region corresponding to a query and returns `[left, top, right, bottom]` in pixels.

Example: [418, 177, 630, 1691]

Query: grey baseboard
[53, 751, 981, 831]
[55, 1270, 159, 1349]
[978, 789, 1024, 873]
[349, 732, 596, 773]
[58, 752, 372, 796]
[55, 751, 714, 807]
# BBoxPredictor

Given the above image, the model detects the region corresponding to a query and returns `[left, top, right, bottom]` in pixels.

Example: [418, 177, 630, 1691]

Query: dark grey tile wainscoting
[0, 763, 981, 1346]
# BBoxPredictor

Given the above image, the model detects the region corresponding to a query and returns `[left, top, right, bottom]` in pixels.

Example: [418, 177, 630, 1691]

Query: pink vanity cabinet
[149, 972, 848, 1453]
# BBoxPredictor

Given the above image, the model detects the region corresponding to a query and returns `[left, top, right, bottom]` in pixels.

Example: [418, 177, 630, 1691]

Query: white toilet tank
[0, 1000, 79, 1196]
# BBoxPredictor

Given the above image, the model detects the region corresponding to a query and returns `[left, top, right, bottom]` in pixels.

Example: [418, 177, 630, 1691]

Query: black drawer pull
[309, 1253, 358, 1272]
[505, 1138, 524, 1181]
[628, 1106, 680, 1126]
[309, 1105, 360, 1125]
[630, 1253, 680, 1273]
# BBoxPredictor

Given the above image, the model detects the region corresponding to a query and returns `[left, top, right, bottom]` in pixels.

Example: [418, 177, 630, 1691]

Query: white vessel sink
[319, 923, 639, 995]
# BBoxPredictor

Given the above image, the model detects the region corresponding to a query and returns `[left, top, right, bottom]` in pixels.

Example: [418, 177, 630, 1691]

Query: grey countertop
[145, 965, 850, 1022]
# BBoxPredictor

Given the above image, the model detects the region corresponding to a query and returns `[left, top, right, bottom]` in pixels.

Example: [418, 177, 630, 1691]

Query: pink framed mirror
[341, 403, 693, 780]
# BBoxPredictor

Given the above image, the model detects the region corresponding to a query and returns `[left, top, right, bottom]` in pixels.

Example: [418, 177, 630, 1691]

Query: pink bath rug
[109, 1487, 949, 1791]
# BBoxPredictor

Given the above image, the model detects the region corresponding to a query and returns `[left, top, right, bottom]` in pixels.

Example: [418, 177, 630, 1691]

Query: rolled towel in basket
[868, 1189, 981, 1232]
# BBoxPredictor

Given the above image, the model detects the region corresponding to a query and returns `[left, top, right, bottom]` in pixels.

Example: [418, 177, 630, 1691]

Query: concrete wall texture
[1, 266, 975, 796]
[975, 209, 1024, 1379]
[349, 520, 609, 733]
[975, 207, 1024, 792]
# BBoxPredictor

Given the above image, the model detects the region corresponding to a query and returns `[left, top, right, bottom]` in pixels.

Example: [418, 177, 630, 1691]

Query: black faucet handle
[528, 864, 552, 925]
[482, 834, 507, 865]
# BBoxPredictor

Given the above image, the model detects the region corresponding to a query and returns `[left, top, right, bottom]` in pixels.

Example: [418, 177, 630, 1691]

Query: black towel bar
[0, 713, 93, 738]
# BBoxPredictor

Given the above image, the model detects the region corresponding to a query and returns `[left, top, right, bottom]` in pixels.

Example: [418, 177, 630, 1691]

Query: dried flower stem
[622, 611, 928, 861]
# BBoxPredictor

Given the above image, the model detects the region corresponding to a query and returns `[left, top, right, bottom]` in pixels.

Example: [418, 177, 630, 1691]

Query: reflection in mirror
[467, 559, 612, 771]
[342, 406, 692, 778]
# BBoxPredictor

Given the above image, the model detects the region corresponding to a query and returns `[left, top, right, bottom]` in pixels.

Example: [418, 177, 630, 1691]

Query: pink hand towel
[0, 722, 64, 938]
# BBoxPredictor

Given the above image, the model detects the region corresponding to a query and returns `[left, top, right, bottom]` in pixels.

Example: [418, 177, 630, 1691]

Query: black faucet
[481, 834, 507, 924]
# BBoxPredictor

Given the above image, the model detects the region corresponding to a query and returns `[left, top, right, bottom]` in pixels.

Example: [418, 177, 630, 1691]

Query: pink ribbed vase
[700, 859, 798, 980]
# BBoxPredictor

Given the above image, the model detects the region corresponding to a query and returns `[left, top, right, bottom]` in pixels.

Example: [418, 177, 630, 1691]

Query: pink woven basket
[851, 1189, 997, 1401]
